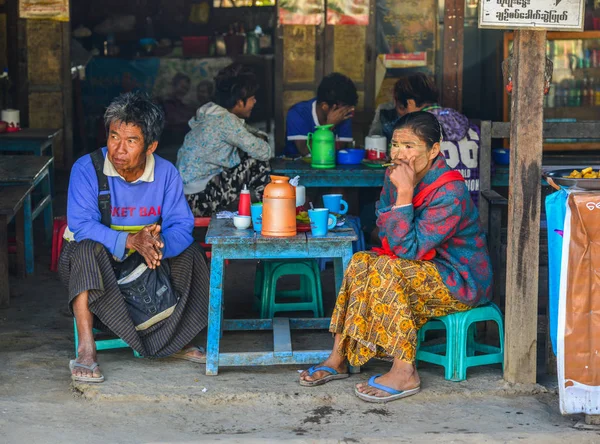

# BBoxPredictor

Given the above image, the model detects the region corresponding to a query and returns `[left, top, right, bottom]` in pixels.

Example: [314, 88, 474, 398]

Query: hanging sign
[19, 0, 69, 22]
[327, 0, 370, 26]
[278, 0, 325, 25]
[479, 0, 585, 31]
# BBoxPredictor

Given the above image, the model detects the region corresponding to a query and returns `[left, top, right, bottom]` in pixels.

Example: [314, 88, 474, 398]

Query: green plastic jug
[307, 124, 335, 169]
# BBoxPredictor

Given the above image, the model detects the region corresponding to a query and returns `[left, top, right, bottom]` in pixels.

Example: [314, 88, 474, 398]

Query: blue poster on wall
[82, 58, 161, 116]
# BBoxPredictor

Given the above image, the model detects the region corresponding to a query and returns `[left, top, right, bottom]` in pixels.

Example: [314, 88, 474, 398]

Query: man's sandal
[69, 360, 105, 383]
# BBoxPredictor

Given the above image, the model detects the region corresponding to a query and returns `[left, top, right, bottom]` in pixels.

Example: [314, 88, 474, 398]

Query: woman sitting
[176, 63, 272, 217]
[61, 91, 210, 383]
[368, 73, 481, 205]
[300, 111, 492, 402]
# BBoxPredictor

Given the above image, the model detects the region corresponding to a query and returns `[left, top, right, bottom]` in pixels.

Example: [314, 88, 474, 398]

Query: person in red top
[299, 111, 492, 403]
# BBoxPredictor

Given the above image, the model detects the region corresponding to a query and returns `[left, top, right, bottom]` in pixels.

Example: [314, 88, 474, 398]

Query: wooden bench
[479, 120, 600, 376]
[0, 185, 34, 307]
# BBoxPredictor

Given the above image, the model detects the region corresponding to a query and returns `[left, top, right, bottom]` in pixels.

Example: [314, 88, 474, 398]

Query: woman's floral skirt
[330, 252, 470, 366]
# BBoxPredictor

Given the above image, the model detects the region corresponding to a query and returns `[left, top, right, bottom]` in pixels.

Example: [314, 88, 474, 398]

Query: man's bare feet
[169, 344, 206, 363]
[182, 344, 206, 360]
[71, 345, 102, 380]
[356, 362, 420, 398]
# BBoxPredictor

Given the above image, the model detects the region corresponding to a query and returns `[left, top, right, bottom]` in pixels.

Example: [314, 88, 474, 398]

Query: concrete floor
[0, 144, 598, 443]
[1, 233, 599, 443]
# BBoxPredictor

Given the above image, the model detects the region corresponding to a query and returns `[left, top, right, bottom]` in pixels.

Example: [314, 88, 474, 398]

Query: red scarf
[372, 171, 465, 261]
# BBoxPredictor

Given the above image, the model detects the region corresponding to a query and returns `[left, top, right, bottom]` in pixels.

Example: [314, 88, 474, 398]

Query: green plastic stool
[254, 259, 324, 318]
[73, 318, 141, 358]
[416, 303, 504, 381]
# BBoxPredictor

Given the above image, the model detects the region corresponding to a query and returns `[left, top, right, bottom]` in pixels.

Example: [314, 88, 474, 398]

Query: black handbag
[90, 149, 179, 330]
[113, 252, 178, 330]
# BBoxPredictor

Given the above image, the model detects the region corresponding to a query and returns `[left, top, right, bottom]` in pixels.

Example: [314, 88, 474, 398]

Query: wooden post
[0, 215, 8, 308]
[504, 30, 547, 384]
[442, 0, 464, 111]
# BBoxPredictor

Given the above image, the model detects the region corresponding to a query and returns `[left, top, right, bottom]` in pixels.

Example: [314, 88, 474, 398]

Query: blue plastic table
[0, 129, 61, 196]
[0, 156, 53, 275]
[204, 217, 357, 375]
[271, 158, 519, 189]
[0, 185, 34, 307]
[270, 158, 385, 188]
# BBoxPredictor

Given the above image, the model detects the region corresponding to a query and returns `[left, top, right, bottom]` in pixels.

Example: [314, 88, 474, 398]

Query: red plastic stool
[51, 216, 67, 272]
[194, 217, 212, 259]
[7, 237, 16, 254]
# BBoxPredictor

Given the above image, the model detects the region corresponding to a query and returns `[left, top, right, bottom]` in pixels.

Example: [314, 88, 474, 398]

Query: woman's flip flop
[354, 375, 420, 403]
[299, 365, 349, 387]
[69, 360, 105, 383]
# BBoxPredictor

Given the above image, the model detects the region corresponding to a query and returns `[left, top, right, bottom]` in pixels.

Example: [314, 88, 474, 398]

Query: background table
[0, 129, 61, 156]
[270, 158, 385, 188]
[204, 217, 357, 376]
[0, 185, 33, 307]
[0, 129, 61, 196]
[0, 156, 54, 274]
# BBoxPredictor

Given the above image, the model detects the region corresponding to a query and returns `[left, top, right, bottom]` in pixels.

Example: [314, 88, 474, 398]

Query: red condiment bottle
[238, 184, 251, 216]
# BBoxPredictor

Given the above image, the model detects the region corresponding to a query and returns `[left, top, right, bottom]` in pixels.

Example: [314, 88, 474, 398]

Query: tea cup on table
[322, 194, 348, 215]
[308, 208, 337, 237]
[233, 215, 251, 230]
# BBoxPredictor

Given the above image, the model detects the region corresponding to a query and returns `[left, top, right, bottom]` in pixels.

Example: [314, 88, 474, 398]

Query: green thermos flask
[307, 124, 335, 169]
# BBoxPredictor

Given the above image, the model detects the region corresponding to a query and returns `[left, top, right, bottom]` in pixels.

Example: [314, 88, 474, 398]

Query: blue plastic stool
[319, 215, 365, 271]
[73, 318, 141, 358]
[255, 259, 323, 318]
[416, 303, 504, 381]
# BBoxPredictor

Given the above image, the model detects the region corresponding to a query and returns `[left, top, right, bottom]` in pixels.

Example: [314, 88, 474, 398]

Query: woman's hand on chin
[389, 157, 416, 205]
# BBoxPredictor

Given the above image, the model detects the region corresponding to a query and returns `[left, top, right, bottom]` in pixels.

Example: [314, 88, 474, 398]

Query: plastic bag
[557, 192, 600, 415]
[545, 188, 568, 356]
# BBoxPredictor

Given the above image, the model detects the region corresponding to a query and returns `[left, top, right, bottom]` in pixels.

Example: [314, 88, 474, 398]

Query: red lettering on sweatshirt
[110, 206, 161, 218]
[139, 206, 160, 217]
[110, 206, 138, 218]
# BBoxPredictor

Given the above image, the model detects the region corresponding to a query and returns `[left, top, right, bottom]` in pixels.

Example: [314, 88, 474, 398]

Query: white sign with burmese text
[479, 0, 585, 31]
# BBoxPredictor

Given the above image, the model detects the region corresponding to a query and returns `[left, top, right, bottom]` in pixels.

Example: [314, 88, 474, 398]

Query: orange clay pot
[261, 175, 297, 237]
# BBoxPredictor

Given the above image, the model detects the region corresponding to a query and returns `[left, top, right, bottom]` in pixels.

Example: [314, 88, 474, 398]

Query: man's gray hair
[104, 91, 165, 149]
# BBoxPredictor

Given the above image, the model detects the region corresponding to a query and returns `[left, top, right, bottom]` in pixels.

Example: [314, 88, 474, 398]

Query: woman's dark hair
[394, 73, 439, 109]
[213, 63, 259, 110]
[317, 72, 358, 107]
[393, 111, 442, 149]
[172, 72, 191, 87]
[104, 91, 165, 149]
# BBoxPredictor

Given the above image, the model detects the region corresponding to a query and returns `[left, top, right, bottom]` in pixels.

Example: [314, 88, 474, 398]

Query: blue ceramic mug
[251, 203, 263, 232]
[322, 194, 348, 215]
[308, 208, 337, 237]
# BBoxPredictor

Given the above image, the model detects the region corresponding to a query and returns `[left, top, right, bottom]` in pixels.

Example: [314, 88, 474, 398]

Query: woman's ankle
[325, 352, 346, 369]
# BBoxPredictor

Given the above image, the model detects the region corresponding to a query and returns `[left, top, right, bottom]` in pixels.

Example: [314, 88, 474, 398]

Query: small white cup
[233, 215, 251, 230]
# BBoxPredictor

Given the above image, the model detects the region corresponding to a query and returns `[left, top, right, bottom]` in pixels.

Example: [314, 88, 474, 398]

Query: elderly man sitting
[60, 91, 210, 383]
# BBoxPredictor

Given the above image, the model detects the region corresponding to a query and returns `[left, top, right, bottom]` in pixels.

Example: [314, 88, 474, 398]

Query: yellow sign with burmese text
[20, 0, 69, 22]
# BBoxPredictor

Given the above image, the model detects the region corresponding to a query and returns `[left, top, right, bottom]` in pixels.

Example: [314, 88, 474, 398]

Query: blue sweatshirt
[66, 148, 194, 259]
